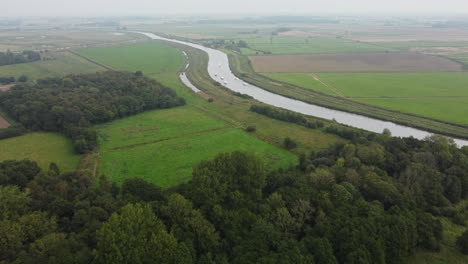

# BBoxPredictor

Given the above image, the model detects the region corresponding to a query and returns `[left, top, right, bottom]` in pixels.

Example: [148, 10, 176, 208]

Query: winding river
[138, 32, 468, 147]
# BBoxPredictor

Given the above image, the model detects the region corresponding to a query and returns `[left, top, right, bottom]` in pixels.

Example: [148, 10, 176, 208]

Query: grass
[78, 42, 184, 75]
[0, 51, 104, 79]
[264, 72, 468, 125]
[239, 37, 393, 55]
[0, 132, 80, 172]
[98, 110, 297, 187]
[80, 40, 326, 187]
[375, 41, 468, 50]
[226, 50, 468, 139]
[406, 217, 467, 264]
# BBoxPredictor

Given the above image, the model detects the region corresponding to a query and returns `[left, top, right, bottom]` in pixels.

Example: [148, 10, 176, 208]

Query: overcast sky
[4, 0, 468, 16]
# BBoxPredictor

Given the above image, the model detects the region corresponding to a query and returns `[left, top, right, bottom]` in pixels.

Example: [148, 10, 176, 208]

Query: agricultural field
[239, 36, 393, 55]
[250, 52, 464, 72]
[0, 132, 80, 172]
[97, 106, 297, 187]
[81, 40, 307, 187]
[0, 30, 146, 51]
[0, 51, 105, 79]
[263, 72, 468, 125]
[78, 42, 184, 74]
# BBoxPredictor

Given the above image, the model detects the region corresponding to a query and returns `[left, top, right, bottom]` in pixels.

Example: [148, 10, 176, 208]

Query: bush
[208, 98, 214, 103]
[245, 125, 256, 133]
[18, 75, 28, 82]
[283, 137, 297, 150]
[456, 230, 468, 254]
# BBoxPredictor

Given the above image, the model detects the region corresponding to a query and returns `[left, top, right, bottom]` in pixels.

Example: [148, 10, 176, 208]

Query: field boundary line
[68, 50, 115, 71]
[103, 126, 233, 152]
[310, 74, 345, 97]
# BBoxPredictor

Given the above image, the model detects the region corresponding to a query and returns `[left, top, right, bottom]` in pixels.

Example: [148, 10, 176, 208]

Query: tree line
[0, 50, 41, 66]
[0, 71, 185, 153]
[0, 130, 467, 263]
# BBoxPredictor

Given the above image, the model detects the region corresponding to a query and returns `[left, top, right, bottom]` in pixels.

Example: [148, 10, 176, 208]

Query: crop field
[78, 42, 184, 74]
[250, 52, 464, 72]
[97, 106, 297, 187]
[0, 132, 80, 172]
[263, 72, 468, 125]
[0, 51, 105, 79]
[0, 30, 146, 51]
[239, 36, 392, 55]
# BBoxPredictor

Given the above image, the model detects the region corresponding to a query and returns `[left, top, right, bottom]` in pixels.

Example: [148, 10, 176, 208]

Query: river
[137, 32, 468, 147]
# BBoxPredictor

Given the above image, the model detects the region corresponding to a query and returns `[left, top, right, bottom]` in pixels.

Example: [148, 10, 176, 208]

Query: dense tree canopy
[0, 71, 185, 153]
[0, 130, 467, 262]
[0, 50, 41, 66]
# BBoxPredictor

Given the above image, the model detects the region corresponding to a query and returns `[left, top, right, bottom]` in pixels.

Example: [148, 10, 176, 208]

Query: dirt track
[250, 52, 464, 73]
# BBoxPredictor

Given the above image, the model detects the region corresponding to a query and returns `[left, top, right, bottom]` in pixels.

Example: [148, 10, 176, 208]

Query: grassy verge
[227, 50, 468, 140]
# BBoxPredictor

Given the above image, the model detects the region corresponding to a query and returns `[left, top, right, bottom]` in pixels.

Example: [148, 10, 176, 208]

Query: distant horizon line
[2, 12, 468, 19]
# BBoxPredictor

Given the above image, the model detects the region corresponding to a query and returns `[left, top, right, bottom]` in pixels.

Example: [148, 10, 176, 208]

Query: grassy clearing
[97, 105, 298, 187]
[0, 132, 80, 172]
[239, 37, 393, 55]
[0, 51, 104, 79]
[78, 42, 184, 74]
[264, 72, 468, 125]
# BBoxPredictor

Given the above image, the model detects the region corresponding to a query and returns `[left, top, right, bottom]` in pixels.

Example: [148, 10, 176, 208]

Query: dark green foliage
[18, 74, 28, 82]
[456, 230, 468, 254]
[245, 125, 256, 132]
[1, 131, 468, 263]
[0, 125, 27, 140]
[251, 104, 324, 129]
[0, 71, 185, 153]
[283, 137, 297, 149]
[0, 50, 40, 66]
[0, 76, 15, 84]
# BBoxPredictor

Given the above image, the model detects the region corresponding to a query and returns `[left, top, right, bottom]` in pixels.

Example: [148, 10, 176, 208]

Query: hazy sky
[4, 0, 468, 16]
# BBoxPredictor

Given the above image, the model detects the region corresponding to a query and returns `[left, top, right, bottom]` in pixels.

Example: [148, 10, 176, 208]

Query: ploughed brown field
[249, 52, 464, 73]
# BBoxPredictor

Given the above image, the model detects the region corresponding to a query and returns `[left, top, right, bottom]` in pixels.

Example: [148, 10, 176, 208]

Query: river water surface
[138, 32, 468, 147]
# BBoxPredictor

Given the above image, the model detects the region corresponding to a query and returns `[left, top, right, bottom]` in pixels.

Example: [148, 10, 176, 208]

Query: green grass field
[0, 132, 80, 172]
[80, 41, 301, 187]
[374, 41, 468, 50]
[239, 37, 393, 55]
[0, 51, 104, 79]
[78, 42, 184, 74]
[263, 72, 468, 125]
[97, 106, 297, 187]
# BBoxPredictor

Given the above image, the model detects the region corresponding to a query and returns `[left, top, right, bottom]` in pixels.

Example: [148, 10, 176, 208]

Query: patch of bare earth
[0, 115, 10, 129]
[250, 52, 464, 73]
[0, 84, 13, 92]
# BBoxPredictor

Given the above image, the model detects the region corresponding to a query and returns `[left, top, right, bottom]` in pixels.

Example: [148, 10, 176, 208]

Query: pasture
[0, 132, 80, 172]
[239, 36, 392, 55]
[81, 40, 302, 187]
[263, 72, 468, 125]
[0, 51, 105, 79]
[78, 42, 184, 74]
[97, 106, 297, 187]
[250, 52, 464, 73]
